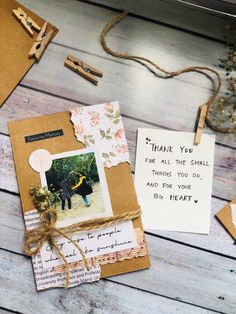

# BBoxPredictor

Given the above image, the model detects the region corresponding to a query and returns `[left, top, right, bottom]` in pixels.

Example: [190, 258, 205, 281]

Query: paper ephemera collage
[9, 101, 149, 290]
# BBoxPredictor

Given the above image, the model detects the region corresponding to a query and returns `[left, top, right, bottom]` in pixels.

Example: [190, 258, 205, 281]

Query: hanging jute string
[24, 204, 141, 288]
[100, 11, 236, 135]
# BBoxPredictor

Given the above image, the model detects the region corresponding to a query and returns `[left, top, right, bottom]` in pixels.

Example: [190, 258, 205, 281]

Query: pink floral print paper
[70, 101, 130, 168]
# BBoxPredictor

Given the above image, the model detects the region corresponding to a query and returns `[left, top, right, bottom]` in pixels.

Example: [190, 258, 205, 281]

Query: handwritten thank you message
[135, 129, 215, 233]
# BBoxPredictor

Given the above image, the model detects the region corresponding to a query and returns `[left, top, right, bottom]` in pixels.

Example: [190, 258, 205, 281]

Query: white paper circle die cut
[29, 149, 52, 173]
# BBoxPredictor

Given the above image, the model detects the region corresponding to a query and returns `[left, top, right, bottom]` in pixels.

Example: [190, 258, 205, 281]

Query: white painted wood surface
[0, 0, 235, 313]
[0, 250, 214, 314]
[1, 190, 236, 313]
[92, 0, 236, 40]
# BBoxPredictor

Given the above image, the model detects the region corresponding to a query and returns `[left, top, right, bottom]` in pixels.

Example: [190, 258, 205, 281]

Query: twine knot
[24, 208, 90, 288]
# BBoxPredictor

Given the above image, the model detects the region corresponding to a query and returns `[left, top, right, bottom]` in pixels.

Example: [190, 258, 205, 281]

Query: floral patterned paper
[70, 101, 130, 168]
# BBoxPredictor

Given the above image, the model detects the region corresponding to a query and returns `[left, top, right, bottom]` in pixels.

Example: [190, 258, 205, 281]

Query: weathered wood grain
[1, 1, 235, 313]
[1, 116, 235, 200]
[90, 0, 235, 40]
[0, 192, 24, 253]
[0, 250, 215, 314]
[20, 44, 229, 128]
[1, 84, 236, 149]
[0, 309, 16, 314]
[0, 188, 235, 259]
[177, 0, 236, 15]
[12, 0, 234, 146]
[19, 0, 227, 62]
[1, 213, 236, 313]
[111, 235, 236, 314]
[21, 0, 236, 42]
[15, 0, 230, 72]
[19, 0, 228, 83]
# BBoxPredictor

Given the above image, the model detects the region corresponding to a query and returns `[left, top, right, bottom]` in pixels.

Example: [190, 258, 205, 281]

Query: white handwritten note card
[135, 129, 215, 233]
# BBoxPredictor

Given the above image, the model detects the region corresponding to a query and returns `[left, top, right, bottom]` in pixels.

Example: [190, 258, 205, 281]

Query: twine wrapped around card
[100, 11, 236, 136]
[24, 200, 141, 288]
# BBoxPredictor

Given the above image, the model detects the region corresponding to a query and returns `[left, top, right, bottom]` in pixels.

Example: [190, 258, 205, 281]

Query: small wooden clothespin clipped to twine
[29, 22, 56, 61]
[194, 104, 208, 145]
[12, 7, 41, 37]
[99, 11, 236, 144]
[64, 55, 103, 85]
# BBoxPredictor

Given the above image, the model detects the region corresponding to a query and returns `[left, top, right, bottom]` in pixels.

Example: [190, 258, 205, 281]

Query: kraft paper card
[135, 128, 215, 233]
[0, 0, 58, 107]
[9, 101, 150, 290]
[216, 199, 236, 241]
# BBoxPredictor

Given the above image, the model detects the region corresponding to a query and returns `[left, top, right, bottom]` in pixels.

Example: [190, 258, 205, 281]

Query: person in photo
[71, 171, 93, 207]
[59, 174, 73, 211]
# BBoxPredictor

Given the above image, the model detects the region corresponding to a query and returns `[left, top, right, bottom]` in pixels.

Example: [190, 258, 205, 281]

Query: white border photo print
[40, 147, 113, 227]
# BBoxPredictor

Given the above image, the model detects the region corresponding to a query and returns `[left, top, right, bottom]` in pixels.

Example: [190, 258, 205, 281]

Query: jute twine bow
[24, 207, 141, 288]
[100, 11, 236, 135]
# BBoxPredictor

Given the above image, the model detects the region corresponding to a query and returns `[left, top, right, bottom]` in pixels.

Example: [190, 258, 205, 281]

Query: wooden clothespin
[64, 55, 103, 85]
[12, 8, 41, 37]
[29, 22, 55, 61]
[194, 104, 208, 145]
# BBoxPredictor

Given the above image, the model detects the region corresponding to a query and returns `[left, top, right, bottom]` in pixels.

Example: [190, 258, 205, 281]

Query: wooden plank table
[0, 1, 235, 313]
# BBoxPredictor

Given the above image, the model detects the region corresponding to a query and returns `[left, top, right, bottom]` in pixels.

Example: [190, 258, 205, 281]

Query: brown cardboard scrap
[0, 0, 58, 107]
[215, 198, 236, 241]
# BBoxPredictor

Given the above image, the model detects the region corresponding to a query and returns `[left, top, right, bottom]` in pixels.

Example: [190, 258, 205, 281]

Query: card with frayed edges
[8, 101, 150, 290]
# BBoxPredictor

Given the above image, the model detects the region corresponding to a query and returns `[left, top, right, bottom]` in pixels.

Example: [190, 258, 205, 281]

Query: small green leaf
[89, 139, 95, 144]
[109, 152, 116, 157]
[100, 129, 105, 138]
[114, 110, 121, 118]
[106, 136, 112, 140]
[84, 140, 89, 147]
[113, 119, 120, 124]
[107, 128, 111, 134]
[102, 153, 109, 158]
[105, 113, 112, 118]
